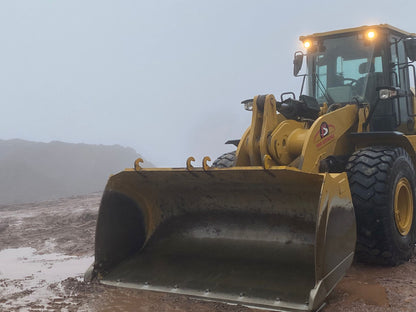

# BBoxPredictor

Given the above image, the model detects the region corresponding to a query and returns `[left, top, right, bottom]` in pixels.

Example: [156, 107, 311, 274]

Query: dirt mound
[0, 139, 153, 205]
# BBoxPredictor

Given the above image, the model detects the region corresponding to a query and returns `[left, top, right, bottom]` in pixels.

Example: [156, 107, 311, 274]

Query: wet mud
[0, 193, 415, 311]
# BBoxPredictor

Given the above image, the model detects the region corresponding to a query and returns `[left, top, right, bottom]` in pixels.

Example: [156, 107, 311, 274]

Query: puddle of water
[0, 247, 93, 311]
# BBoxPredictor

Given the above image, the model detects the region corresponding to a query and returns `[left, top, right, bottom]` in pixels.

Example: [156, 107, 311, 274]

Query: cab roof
[299, 24, 415, 41]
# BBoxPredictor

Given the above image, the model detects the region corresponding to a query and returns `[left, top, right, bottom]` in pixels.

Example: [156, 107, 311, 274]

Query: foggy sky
[0, 0, 414, 166]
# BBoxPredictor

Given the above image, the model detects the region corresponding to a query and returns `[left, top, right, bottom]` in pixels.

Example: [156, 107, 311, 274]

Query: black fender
[349, 131, 416, 165]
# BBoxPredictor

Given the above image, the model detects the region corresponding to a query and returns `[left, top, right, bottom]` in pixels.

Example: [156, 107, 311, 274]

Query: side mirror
[404, 38, 416, 62]
[293, 51, 304, 76]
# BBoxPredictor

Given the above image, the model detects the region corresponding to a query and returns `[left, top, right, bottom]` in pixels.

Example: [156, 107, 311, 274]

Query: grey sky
[0, 1, 414, 166]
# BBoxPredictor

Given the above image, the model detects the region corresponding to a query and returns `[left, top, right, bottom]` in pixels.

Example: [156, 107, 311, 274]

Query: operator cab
[294, 24, 416, 133]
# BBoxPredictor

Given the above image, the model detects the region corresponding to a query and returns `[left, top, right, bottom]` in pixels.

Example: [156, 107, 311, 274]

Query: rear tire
[346, 146, 416, 265]
[212, 151, 236, 168]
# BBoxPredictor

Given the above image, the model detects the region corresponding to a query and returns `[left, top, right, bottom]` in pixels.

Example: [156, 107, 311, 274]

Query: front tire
[346, 146, 416, 265]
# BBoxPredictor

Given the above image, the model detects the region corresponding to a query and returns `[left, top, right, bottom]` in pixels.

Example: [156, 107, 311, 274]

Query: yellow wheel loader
[86, 24, 416, 311]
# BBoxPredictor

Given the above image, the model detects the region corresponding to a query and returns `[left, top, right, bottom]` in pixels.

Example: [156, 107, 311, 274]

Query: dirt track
[0, 194, 415, 311]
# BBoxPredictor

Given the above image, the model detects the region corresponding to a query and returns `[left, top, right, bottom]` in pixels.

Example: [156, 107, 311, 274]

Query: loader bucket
[90, 165, 356, 312]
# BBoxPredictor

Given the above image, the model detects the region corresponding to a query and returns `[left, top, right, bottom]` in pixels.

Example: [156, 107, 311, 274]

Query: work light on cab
[367, 30, 376, 39]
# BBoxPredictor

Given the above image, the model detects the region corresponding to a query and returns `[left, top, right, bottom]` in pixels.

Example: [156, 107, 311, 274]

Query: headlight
[378, 87, 398, 99]
[241, 99, 253, 111]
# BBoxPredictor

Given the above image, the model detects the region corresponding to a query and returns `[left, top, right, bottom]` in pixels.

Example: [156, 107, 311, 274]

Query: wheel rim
[394, 178, 414, 236]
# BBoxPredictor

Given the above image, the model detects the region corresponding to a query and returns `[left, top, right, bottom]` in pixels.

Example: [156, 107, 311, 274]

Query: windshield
[307, 34, 385, 105]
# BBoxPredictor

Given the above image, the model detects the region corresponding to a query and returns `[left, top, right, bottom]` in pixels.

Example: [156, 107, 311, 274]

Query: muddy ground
[0, 194, 415, 311]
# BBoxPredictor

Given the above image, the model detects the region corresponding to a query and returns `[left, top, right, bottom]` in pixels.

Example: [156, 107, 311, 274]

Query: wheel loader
[86, 24, 416, 311]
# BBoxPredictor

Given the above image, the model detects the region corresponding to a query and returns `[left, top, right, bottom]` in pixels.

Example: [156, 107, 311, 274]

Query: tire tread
[212, 151, 236, 168]
[346, 146, 416, 265]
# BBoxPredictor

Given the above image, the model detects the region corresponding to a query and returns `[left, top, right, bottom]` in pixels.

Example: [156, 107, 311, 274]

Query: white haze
[0, 0, 414, 166]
